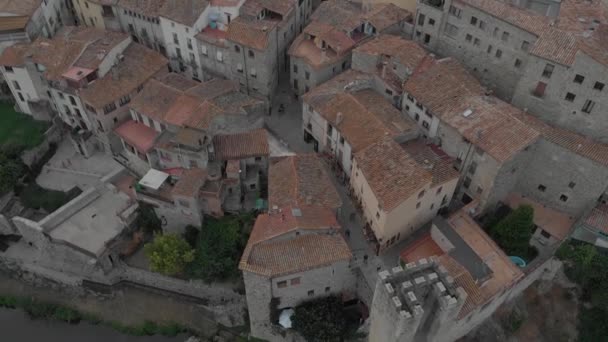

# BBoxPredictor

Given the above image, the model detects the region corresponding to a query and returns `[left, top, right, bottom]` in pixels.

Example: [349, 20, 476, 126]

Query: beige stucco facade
[73, 0, 106, 29]
[351, 158, 458, 251]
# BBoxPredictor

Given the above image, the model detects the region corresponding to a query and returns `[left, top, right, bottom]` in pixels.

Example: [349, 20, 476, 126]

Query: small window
[418, 13, 426, 26]
[178, 199, 190, 208]
[468, 161, 477, 174]
[429, 18, 435, 26]
[473, 38, 480, 46]
[339, 137, 344, 145]
[248, 50, 254, 58]
[414, 113, 420, 121]
[325, 286, 330, 293]
[476, 186, 483, 194]
[465, 34, 472, 42]
[422, 121, 430, 129]
[376, 212, 380, 219]
[565, 92, 576, 102]
[17, 92, 24, 102]
[540, 229, 551, 239]
[463, 177, 471, 189]
[573, 74, 585, 84]
[594, 82, 604, 91]
[291, 277, 300, 285]
[479, 20, 486, 30]
[495, 49, 502, 58]
[307, 290, 314, 296]
[493, 27, 499, 37]
[538, 184, 546, 192]
[12, 80, 20, 90]
[514, 58, 522, 68]
[542, 64, 554, 78]
[277, 281, 287, 288]
[416, 202, 421, 209]
[430, 203, 434, 210]
[436, 187, 442, 195]
[521, 40, 530, 51]
[582, 100, 595, 114]
[418, 190, 425, 198]
[234, 45, 240, 53]
[568, 181, 576, 189]
[501, 31, 510, 41]
[4, 66, 14, 73]
[449, 5, 462, 18]
[305, 71, 310, 80]
[470, 16, 478, 25]
[559, 194, 568, 202]
[486, 45, 493, 54]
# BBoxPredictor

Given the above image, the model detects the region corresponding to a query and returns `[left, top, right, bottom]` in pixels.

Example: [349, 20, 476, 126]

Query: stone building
[240, 205, 354, 341]
[402, 57, 540, 212]
[0, 0, 73, 54]
[351, 137, 459, 253]
[302, 69, 419, 177]
[288, 0, 412, 95]
[369, 207, 524, 342]
[351, 34, 428, 107]
[413, 0, 608, 142]
[7, 167, 138, 275]
[0, 26, 168, 155]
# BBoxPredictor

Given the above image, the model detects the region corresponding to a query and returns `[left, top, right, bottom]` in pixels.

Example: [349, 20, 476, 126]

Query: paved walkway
[36, 139, 120, 191]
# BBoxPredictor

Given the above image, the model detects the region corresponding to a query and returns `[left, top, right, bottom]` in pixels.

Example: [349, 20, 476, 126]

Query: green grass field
[0, 102, 49, 149]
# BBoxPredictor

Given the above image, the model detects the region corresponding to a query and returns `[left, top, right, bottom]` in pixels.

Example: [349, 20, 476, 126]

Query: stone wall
[20, 123, 62, 167]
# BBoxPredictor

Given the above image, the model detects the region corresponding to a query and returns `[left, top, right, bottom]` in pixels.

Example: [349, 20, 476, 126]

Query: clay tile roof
[172, 167, 207, 197]
[355, 137, 432, 211]
[509, 107, 608, 168]
[128, 79, 182, 122]
[226, 17, 275, 50]
[158, 0, 210, 26]
[80, 43, 168, 109]
[118, 0, 166, 17]
[315, 89, 417, 152]
[302, 69, 375, 108]
[0, 27, 129, 81]
[582, 203, 608, 234]
[114, 120, 159, 153]
[239, 205, 351, 277]
[400, 141, 460, 187]
[213, 129, 269, 160]
[0, 0, 43, 17]
[364, 3, 412, 31]
[404, 58, 539, 163]
[269, 154, 342, 209]
[354, 34, 428, 72]
[241, 0, 296, 17]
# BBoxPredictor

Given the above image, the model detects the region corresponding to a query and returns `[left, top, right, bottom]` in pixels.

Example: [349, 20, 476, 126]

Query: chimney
[336, 112, 343, 125]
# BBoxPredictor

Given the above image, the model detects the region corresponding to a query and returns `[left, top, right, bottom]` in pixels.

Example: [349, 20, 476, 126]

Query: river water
[0, 308, 187, 342]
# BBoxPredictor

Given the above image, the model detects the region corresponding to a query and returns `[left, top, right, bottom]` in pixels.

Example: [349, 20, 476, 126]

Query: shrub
[144, 233, 195, 276]
[19, 184, 82, 212]
[183, 225, 199, 248]
[134, 203, 162, 234]
[292, 296, 348, 341]
[490, 205, 534, 258]
[0, 145, 26, 195]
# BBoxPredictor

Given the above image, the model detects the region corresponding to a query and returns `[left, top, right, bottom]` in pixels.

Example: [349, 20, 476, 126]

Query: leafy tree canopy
[144, 234, 195, 276]
[490, 205, 534, 257]
[292, 296, 348, 342]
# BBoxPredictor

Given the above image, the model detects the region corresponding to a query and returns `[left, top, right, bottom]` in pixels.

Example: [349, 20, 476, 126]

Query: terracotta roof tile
[213, 129, 269, 160]
[363, 3, 412, 31]
[0, 0, 43, 17]
[582, 203, 608, 234]
[404, 58, 539, 163]
[158, 0, 210, 26]
[114, 120, 159, 153]
[172, 167, 207, 197]
[80, 43, 168, 109]
[354, 34, 427, 73]
[239, 205, 350, 277]
[241, 0, 296, 17]
[355, 137, 432, 211]
[400, 141, 460, 187]
[269, 154, 342, 209]
[315, 89, 417, 152]
[226, 17, 276, 50]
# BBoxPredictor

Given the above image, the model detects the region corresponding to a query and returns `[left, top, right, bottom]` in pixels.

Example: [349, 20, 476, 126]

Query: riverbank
[0, 308, 186, 342]
[0, 271, 243, 340]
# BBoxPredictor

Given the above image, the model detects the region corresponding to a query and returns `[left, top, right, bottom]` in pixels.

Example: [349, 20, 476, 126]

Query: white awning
[139, 169, 169, 190]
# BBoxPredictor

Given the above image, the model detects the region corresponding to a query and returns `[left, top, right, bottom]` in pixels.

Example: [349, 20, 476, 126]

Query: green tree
[144, 234, 195, 276]
[0, 145, 25, 195]
[490, 205, 534, 257]
[135, 203, 162, 234]
[292, 296, 348, 341]
[186, 216, 249, 281]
